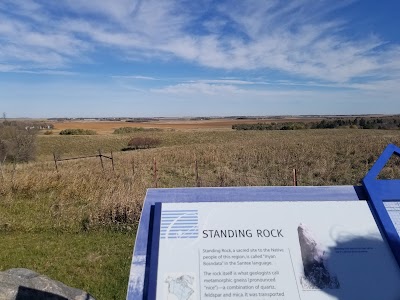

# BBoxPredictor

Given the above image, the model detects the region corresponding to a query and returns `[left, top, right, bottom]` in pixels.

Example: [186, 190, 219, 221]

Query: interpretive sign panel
[154, 201, 400, 300]
[385, 202, 400, 234]
[126, 186, 367, 300]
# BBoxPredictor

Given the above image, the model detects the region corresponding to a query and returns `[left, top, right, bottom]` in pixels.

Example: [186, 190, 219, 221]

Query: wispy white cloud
[0, 63, 18, 72]
[188, 79, 263, 85]
[149, 75, 400, 101]
[14, 69, 77, 76]
[0, 0, 400, 89]
[153, 82, 242, 95]
[112, 75, 157, 80]
[0, 2, 88, 68]
[2, 76, 399, 118]
[147, 79, 400, 116]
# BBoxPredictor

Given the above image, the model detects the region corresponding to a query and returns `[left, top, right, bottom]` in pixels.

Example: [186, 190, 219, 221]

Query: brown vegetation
[2, 119, 398, 300]
[0, 122, 37, 163]
[126, 137, 161, 150]
[1, 129, 400, 233]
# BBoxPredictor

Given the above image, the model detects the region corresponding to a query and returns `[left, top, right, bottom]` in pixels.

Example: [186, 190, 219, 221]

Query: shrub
[43, 130, 53, 135]
[123, 137, 161, 150]
[0, 122, 37, 162]
[59, 129, 97, 135]
[113, 127, 161, 134]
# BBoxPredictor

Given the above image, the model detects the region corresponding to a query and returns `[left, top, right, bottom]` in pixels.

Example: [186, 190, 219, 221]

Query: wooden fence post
[131, 157, 135, 177]
[219, 171, 225, 187]
[153, 158, 158, 188]
[111, 151, 115, 172]
[195, 159, 200, 187]
[53, 152, 58, 172]
[293, 168, 298, 186]
[0, 158, 4, 180]
[98, 149, 104, 171]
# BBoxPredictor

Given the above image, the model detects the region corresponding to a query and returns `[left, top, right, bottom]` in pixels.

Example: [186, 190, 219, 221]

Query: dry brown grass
[1, 129, 400, 232]
[1, 127, 399, 300]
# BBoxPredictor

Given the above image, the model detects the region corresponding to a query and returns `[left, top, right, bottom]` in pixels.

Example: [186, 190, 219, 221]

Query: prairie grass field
[1, 126, 400, 299]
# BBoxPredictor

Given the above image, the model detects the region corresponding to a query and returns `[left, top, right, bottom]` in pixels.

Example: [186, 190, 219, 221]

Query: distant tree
[0, 122, 38, 162]
[359, 118, 366, 128]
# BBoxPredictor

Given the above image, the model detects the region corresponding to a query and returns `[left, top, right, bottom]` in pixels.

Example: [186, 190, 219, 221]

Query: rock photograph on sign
[164, 274, 195, 300]
[297, 224, 339, 290]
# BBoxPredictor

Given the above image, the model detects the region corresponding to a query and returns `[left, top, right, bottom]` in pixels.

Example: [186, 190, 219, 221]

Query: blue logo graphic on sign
[160, 210, 198, 239]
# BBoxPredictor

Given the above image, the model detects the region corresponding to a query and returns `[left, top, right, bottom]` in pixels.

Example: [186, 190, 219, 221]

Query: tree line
[232, 117, 400, 131]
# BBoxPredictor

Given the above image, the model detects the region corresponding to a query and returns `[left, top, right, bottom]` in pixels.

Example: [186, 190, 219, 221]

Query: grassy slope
[1, 129, 400, 299]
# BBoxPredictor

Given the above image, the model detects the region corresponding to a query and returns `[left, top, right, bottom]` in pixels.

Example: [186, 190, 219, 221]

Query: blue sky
[1, 0, 400, 118]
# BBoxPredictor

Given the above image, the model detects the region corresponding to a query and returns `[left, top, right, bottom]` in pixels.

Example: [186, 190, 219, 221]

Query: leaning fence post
[153, 158, 158, 188]
[293, 168, 298, 186]
[98, 149, 104, 171]
[53, 152, 58, 172]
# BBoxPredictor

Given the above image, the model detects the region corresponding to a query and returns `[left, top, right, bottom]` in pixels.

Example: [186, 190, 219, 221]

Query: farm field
[1, 124, 400, 299]
[50, 117, 325, 134]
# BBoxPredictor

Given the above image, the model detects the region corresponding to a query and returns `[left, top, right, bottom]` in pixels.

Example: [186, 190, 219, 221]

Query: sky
[1, 0, 400, 118]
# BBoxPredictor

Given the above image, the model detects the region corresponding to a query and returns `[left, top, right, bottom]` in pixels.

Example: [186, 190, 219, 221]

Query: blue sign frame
[362, 143, 400, 268]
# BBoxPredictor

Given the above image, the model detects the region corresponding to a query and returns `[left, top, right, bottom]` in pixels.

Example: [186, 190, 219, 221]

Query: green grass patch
[0, 231, 135, 300]
[0, 190, 99, 232]
[37, 135, 128, 160]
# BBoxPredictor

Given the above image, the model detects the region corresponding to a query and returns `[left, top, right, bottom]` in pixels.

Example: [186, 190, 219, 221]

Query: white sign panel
[155, 201, 400, 300]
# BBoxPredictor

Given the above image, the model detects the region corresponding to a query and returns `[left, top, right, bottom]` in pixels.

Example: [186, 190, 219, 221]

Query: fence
[53, 150, 114, 172]
[154, 163, 298, 188]
[51, 152, 299, 187]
